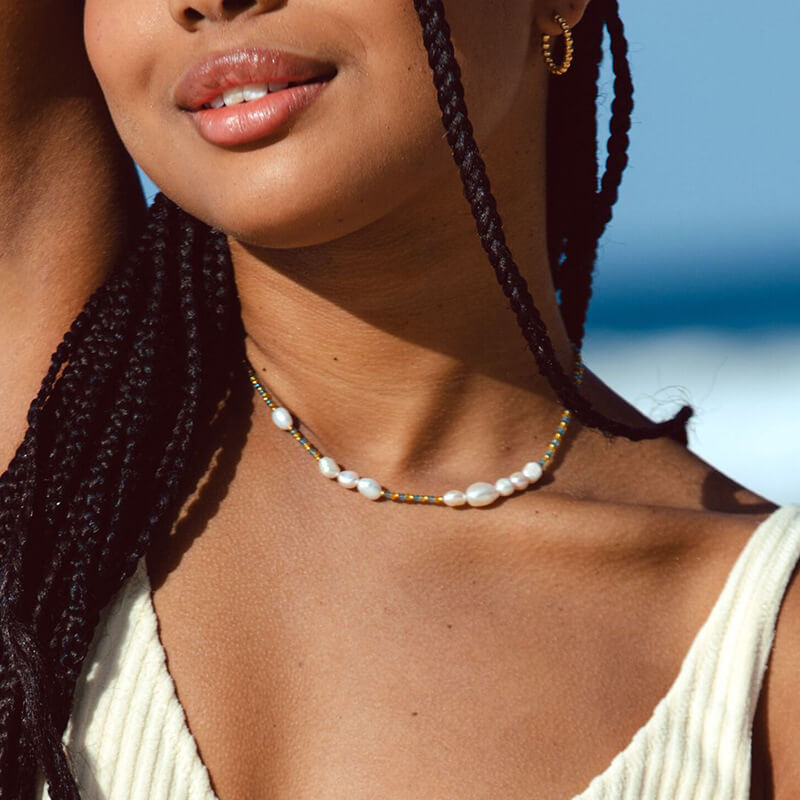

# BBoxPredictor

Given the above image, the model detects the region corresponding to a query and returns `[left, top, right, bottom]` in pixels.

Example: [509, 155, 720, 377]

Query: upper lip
[175, 47, 337, 111]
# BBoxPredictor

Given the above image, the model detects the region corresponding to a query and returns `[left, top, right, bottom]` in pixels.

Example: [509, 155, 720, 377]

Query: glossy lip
[175, 47, 337, 112]
[189, 80, 332, 147]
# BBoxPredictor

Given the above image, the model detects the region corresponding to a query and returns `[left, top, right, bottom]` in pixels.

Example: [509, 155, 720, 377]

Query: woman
[1, 0, 797, 798]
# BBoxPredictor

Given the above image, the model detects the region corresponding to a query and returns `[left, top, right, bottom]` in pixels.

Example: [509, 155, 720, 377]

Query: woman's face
[84, 0, 538, 248]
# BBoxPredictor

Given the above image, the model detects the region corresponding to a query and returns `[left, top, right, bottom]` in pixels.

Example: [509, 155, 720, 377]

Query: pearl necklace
[247, 358, 584, 508]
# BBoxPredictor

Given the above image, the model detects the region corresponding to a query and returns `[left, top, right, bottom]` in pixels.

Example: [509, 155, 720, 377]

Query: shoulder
[607, 499, 799, 799]
[756, 505, 800, 797]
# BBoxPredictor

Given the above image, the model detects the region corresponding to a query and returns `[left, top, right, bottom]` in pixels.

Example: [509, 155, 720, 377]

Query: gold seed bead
[248, 355, 582, 509]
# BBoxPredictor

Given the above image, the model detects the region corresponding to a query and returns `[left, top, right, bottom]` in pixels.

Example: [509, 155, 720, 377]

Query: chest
[146, 505, 763, 800]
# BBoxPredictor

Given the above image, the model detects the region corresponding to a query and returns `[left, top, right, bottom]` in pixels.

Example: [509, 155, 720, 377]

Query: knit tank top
[37, 504, 800, 799]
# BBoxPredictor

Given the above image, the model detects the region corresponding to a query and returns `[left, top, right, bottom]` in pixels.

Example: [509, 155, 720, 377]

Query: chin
[153, 156, 440, 251]
[166, 187, 376, 251]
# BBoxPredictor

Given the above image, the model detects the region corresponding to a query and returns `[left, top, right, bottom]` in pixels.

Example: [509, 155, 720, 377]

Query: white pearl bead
[357, 477, 383, 500]
[318, 457, 340, 479]
[271, 407, 293, 431]
[443, 490, 467, 507]
[522, 461, 543, 484]
[465, 482, 500, 508]
[495, 477, 515, 497]
[509, 472, 530, 490]
[337, 470, 359, 489]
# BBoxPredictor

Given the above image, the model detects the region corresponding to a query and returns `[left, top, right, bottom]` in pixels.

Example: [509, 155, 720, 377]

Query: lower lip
[188, 80, 331, 147]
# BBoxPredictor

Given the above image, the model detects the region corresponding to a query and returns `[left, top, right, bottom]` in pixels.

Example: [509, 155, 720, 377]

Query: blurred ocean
[586, 323, 799, 506]
[587, 237, 798, 504]
[136, 0, 799, 504]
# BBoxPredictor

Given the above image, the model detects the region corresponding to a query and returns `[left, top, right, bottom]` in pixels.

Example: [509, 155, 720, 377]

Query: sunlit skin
[0, 1, 144, 470]
[12, 0, 786, 796]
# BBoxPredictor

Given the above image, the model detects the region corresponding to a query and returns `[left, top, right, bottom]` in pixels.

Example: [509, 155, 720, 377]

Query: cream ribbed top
[37, 505, 800, 799]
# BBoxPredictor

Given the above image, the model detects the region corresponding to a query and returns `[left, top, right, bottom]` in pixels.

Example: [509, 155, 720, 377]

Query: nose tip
[169, 0, 281, 28]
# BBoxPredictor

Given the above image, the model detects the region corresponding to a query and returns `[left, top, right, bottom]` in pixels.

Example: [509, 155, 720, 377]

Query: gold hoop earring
[541, 14, 574, 76]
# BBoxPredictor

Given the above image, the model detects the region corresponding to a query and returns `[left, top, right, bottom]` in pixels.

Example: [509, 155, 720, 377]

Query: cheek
[446, 1, 536, 137]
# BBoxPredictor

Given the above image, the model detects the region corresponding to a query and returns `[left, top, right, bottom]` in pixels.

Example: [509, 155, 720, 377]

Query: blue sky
[599, 0, 800, 251]
[590, 0, 800, 330]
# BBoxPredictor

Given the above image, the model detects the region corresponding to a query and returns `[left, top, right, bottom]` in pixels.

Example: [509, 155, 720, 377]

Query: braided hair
[0, 1, 691, 796]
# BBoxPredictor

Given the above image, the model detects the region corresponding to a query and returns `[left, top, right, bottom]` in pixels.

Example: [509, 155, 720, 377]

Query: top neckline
[135, 504, 800, 800]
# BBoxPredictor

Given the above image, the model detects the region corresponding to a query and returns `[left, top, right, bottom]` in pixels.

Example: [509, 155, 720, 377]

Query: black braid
[0, 197, 245, 798]
[0, 2, 690, 797]
[548, 2, 604, 348]
[414, 0, 691, 441]
[555, 0, 634, 347]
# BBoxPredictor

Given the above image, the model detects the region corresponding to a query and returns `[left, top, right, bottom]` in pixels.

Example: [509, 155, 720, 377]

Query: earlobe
[533, 0, 591, 36]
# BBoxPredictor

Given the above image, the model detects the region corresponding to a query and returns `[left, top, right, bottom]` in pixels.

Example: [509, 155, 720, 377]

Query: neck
[234, 79, 577, 488]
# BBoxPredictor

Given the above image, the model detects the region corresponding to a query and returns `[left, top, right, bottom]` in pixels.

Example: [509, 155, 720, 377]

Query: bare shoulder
[647, 488, 800, 799]
[666, 499, 799, 798]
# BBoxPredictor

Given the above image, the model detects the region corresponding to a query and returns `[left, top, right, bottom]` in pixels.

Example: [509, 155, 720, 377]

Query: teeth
[201, 80, 298, 110]
[222, 87, 245, 106]
[243, 84, 269, 102]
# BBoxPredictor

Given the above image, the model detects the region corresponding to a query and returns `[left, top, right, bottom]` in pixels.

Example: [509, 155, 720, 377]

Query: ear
[533, 0, 592, 36]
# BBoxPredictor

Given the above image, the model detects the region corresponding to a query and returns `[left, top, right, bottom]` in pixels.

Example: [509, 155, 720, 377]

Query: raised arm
[0, 2, 145, 468]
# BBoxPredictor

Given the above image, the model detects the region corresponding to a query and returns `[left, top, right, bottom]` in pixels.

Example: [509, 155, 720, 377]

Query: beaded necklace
[247, 357, 584, 508]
